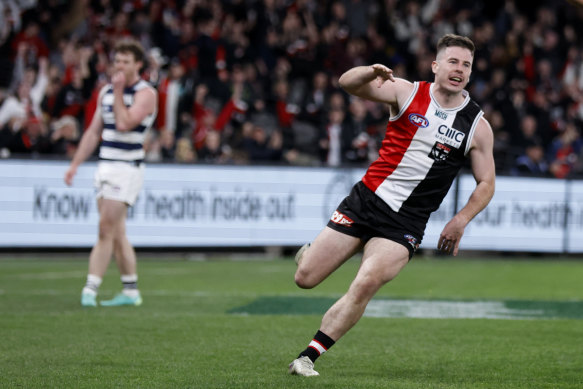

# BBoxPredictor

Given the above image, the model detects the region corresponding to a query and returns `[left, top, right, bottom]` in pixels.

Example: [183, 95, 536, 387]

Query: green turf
[1, 255, 583, 388]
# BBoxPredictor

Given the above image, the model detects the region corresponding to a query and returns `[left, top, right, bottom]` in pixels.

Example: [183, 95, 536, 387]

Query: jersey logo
[330, 211, 354, 226]
[434, 109, 448, 120]
[436, 124, 465, 148]
[429, 142, 452, 161]
[408, 113, 429, 128]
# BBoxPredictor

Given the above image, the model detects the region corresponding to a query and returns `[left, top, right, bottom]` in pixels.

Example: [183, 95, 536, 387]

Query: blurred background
[1, 0, 582, 254]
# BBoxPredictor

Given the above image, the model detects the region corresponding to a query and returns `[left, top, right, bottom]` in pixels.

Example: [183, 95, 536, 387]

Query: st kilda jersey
[362, 81, 483, 222]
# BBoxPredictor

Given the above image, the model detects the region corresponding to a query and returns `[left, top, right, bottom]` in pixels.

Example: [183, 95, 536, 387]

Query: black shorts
[326, 181, 426, 259]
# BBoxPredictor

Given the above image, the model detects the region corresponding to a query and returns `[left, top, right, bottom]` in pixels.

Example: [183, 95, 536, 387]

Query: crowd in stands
[1, 0, 583, 178]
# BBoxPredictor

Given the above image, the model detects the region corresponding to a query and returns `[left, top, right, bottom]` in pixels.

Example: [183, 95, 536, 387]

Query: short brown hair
[113, 39, 146, 64]
[436, 34, 475, 56]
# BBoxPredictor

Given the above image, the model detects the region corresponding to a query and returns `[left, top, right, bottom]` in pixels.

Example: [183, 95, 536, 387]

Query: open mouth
[449, 76, 463, 84]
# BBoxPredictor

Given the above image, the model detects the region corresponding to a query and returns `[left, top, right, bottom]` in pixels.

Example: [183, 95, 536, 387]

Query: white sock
[82, 274, 102, 295]
[122, 289, 140, 297]
[121, 274, 140, 297]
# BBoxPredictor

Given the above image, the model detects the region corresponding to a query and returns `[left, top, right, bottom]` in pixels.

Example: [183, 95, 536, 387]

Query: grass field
[1, 254, 583, 388]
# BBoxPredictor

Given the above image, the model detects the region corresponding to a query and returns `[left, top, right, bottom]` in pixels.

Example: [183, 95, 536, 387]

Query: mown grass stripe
[229, 296, 583, 320]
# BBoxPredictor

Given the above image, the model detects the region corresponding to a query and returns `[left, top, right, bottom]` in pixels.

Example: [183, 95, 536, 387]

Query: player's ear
[431, 60, 438, 75]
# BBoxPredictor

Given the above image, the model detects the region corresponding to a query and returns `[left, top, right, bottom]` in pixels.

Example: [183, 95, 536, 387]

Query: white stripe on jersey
[465, 111, 483, 155]
[390, 82, 419, 121]
[375, 83, 474, 212]
[102, 129, 145, 144]
[99, 146, 145, 161]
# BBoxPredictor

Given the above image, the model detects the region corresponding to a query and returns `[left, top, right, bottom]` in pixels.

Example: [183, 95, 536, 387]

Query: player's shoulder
[134, 79, 155, 90]
[135, 80, 158, 99]
[394, 77, 416, 92]
[388, 78, 416, 106]
[472, 115, 493, 147]
[141, 80, 158, 94]
[477, 114, 492, 132]
[99, 83, 112, 93]
[97, 84, 112, 100]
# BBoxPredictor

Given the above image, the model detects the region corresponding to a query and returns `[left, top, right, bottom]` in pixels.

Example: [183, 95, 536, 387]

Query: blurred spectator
[198, 130, 233, 164]
[511, 115, 539, 152]
[319, 107, 345, 166]
[51, 48, 94, 124]
[156, 59, 185, 151]
[344, 98, 372, 163]
[191, 82, 246, 151]
[486, 108, 511, 173]
[548, 122, 582, 178]
[144, 128, 175, 162]
[0, 0, 22, 88]
[7, 116, 52, 155]
[300, 71, 330, 127]
[319, 99, 372, 167]
[241, 122, 283, 162]
[10, 20, 49, 65]
[144, 47, 167, 89]
[0, 54, 48, 130]
[175, 136, 196, 163]
[0, 0, 582, 178]
[511, 138, 549, 177]
[49, 115, 79, 157]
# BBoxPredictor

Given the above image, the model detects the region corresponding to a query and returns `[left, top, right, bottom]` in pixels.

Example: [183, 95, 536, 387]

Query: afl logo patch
[408, 113, 429, 128]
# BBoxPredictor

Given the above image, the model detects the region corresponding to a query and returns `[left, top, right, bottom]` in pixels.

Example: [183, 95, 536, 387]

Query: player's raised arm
[338, 64, 413, 107]
[112, 73, 157, 132]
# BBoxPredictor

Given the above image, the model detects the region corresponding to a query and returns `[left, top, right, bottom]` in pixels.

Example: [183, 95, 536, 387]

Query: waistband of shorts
[98, 158, 144, 167]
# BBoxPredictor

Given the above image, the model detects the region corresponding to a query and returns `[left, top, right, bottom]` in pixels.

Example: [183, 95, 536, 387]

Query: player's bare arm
[438, 117, 495, 256]
[338, 65, 414, 109]
[64, 109, 104, 186]
[112, 74, 157, 132]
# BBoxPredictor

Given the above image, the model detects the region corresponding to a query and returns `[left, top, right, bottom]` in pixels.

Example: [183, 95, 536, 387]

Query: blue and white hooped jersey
[98, 79, 157, 162]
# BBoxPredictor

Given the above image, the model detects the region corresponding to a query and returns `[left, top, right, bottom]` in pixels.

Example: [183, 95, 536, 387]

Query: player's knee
[294, 269, 318, 289]
[351, 276, 384, 303]
[97, 219, 116, 241]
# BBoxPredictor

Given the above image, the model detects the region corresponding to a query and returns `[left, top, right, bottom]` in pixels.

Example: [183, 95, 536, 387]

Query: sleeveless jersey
[98, 79, 157, 162]
[362, 81, 483, 222]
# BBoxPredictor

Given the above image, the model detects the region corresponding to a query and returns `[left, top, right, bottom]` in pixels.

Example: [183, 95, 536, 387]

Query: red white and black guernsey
[362, 81, 483, 223]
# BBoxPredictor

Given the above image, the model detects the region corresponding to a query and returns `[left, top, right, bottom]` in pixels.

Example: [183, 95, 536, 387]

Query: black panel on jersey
[398, 99, 482, 223]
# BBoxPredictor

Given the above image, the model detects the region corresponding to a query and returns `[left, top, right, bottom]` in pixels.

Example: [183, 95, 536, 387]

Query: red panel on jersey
[362, 82, 432, 192]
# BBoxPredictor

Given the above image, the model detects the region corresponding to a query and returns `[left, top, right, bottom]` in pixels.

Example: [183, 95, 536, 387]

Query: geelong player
[64, 39, 157, 307]
[289, 34, 495, 376]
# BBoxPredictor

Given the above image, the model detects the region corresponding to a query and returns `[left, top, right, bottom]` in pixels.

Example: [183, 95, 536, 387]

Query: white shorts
[94, 161, 144, 206]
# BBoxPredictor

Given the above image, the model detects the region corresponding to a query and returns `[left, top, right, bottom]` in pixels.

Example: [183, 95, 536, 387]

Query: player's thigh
[301, 226, 363, 273]
[98, 198, 128, 228]
[357, 237, 410, 286]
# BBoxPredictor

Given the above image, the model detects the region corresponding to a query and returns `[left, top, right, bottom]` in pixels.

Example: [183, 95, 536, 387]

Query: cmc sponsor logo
[438, 124, 465, 143]
[408, 113, 429, 128]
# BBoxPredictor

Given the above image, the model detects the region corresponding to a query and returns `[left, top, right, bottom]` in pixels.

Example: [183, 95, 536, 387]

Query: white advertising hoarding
[0, 160, 581, 252]
[567, 180, 583, 253]
[456, 176, 568, 253]
[0, 161, 362, 247]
